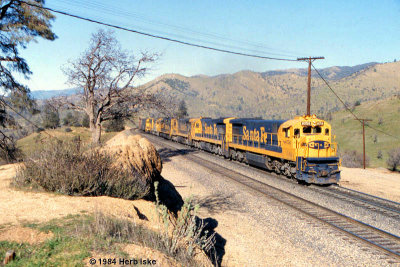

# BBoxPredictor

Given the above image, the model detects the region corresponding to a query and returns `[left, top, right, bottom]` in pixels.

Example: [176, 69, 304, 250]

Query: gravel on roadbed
[145, 134, 397, 266]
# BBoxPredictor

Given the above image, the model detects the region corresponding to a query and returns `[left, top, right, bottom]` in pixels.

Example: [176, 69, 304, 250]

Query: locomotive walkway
[143, 132, 400, 264]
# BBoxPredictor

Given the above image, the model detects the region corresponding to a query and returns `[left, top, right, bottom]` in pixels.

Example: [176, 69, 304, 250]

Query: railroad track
[143, 133, 400, 263]
[311, 185, 400, 220]
[237, 161, 400, 220]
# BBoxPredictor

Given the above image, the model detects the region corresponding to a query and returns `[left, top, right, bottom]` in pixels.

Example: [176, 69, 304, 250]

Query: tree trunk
[88, 107, 101, 145]
[92, 124, 101, 144]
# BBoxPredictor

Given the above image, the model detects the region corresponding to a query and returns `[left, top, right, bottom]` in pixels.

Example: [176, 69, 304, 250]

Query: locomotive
[140, 115, 340, 184]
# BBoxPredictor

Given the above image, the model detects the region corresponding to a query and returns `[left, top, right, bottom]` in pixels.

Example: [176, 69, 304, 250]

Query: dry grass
[16, 126, 118, 156]
[14, 139, 149, 200]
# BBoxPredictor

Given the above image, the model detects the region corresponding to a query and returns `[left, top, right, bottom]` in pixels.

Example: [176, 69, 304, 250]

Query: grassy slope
[329, 96, 400, 168]
[17, 127, 118, 156]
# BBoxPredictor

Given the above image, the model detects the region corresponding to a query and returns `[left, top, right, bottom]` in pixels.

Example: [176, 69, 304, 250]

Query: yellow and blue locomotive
[141, 114, 340, 184]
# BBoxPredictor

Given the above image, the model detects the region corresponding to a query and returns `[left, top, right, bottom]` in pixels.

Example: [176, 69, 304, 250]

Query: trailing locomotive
[139, 115, 340, 184]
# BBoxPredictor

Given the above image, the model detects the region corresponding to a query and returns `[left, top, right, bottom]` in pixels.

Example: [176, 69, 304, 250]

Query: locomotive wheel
[212, 145, 217, 154]
[273, 160, 282, 174]
[229, 149, 236, 160]
[236, 151, 244, 162]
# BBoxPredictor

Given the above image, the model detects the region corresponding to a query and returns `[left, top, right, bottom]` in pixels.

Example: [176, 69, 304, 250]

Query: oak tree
[62, 29, 159, 144]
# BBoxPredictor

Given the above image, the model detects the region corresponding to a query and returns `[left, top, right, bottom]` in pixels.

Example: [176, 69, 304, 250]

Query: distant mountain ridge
[261, 62, 378, 80]
[31, 62, 377, 100]
[31, 88, 80, 100]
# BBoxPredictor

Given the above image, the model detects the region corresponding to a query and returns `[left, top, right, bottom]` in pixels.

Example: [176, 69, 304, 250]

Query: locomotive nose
[307, 140, 329, 149]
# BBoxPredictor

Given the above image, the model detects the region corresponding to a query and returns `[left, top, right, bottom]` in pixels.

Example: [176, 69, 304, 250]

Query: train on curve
[139, 115, 341, 184]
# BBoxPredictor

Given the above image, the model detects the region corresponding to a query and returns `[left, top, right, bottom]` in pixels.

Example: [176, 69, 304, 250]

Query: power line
[21, 1, 298, 62]
[0, 97, 59, 140]
[311, 64, 399, 140]
[52, 0, 303, 58]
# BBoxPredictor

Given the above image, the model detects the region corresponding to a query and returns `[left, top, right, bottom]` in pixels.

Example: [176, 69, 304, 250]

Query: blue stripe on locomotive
[196, 118, 226, 140]
[230, 119, 287, 152]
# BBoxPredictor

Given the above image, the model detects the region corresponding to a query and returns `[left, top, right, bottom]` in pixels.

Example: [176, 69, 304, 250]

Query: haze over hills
[143, 61, 399, 119]
[31, 88, 80, 100]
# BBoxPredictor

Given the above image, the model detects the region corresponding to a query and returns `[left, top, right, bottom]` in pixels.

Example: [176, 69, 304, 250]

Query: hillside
[142, 61, 400, 119]
[329, 96, 400, 168]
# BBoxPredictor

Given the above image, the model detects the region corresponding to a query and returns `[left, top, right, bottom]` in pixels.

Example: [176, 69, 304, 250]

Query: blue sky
[19, 0, 400, 91]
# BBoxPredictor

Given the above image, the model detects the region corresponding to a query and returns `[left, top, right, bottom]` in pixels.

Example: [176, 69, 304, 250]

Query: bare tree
[61, 29, 160, 144]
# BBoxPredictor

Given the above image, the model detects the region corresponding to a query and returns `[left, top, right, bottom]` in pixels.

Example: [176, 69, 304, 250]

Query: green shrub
[81, 114, 90, 128]
[15, 140, 149, 199]
[42, 103, 60, 129]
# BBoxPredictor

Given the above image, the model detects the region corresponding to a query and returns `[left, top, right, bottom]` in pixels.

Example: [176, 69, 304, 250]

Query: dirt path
[339, 167, 400, 202]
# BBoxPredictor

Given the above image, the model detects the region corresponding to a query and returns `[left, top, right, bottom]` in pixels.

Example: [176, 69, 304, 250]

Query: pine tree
[42, 103, 60, 129]
[0, 0, 56, 161]
[176, 100, 188, 118]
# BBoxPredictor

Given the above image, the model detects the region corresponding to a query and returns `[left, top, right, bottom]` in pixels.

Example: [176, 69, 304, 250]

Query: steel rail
[331, 185, 400, 207]
[310, 185, 400, 220]
[143, 133, 400, 262]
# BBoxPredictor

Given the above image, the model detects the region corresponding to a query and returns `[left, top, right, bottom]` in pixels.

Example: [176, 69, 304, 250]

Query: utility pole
[355, 118, 372, 169]
[297, 57, 325, 116]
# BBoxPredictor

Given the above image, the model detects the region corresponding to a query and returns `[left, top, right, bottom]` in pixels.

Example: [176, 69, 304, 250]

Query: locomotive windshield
[303, 126, 322, 134]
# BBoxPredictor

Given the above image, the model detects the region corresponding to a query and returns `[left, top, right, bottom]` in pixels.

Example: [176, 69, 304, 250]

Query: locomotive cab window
[303, 126, 311, 134]
[283, 127, 290, 138]
[303, 126, 322, 134]
[294, 128, 300, 138]
[325, 128, 329, 135]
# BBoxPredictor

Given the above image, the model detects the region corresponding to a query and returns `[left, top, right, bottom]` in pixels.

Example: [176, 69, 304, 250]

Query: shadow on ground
[157, 147, 198, 162]
[192, 193, 242, 214]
